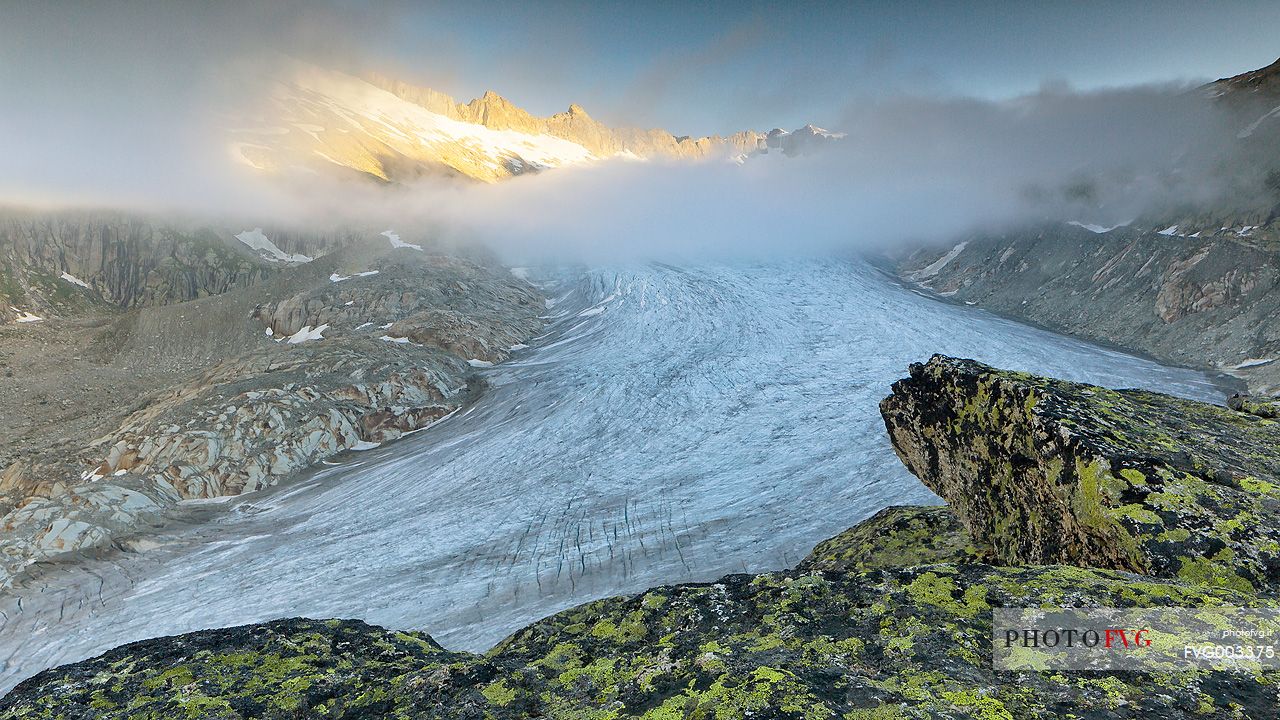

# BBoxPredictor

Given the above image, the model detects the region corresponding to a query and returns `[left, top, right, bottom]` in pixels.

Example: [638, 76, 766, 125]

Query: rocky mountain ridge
[0, 209, 360, 324]
[5, 356, 1278, 718]
[232, 63, 834, 185]
[364, 72, 770, 163]
[887, 58, 1280, 398]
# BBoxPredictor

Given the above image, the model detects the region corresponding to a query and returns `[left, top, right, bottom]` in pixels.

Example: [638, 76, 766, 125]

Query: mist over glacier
[0, 2, 1248, 260]
[411, 83, 1229, 263]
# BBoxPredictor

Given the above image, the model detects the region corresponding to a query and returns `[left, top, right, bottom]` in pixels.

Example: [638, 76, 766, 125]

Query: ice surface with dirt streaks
[0, 259, 1224, 692]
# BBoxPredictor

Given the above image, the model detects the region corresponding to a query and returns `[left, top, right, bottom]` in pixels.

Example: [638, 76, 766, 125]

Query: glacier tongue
[0, 259, 1222, 692]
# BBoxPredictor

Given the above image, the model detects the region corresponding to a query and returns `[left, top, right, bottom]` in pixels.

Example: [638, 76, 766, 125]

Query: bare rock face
[1154, 247, 1261, 323]
[0, 209, 357, 322]
[893, 224, 1280, 394]
[0, 237, 545, 586]
[881, 355, 1280, 592]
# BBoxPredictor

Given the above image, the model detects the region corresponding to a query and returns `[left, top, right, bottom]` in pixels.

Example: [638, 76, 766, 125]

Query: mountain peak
[246, 65, 834, 183]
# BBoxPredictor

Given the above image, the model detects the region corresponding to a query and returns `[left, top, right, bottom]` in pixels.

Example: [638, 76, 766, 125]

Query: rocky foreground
[5, 356, 1279, 718]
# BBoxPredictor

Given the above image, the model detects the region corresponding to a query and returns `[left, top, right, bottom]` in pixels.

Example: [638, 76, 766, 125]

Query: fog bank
[0, 3, 1264, 263]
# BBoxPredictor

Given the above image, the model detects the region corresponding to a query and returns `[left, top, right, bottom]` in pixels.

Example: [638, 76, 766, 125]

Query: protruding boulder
[1229, 392, 1280, 418]
[881, 354, 1280, 592]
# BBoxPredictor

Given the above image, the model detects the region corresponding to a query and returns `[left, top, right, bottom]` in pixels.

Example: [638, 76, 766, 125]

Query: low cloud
[0, 3, 1266, 263]
[330, 83, 1243, 263]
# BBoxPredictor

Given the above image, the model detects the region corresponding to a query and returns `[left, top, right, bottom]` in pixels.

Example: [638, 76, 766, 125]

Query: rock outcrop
[882, 355, 1280, 592]
[7, 358, 1280, 718]
[797, 504, 982, 573]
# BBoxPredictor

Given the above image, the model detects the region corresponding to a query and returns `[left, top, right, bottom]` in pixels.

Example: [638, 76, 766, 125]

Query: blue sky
[366, 0, 1280, 134]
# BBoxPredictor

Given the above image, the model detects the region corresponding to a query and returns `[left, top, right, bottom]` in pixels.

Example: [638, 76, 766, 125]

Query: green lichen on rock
[0, 619, 465, 719]
[798, 505, 983, 573]
[881, 355, 1280, 592]
[5, 564, 1276, 719]
[1229, 393, 1280, 419]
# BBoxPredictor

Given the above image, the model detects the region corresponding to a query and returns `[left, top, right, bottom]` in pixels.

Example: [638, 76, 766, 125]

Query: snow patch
[383, 230, 422, 252]
[285, 324, 328, 344]
[350, 440, 381, 451]
[330, 271, 375, 283]
[235, 228, 313, 264]
[1239, 104, 1280, 139]
[58, 272, 91, 289]
[12, 308, 42, 323]
[379, 335, 420, 346]
[1234, 358, 1275, 369]
[910, 241, 969, 279]
[467, 358, 494, 368]
[1157, 225, 1180, 236]
[1068, 221, 1127, 234]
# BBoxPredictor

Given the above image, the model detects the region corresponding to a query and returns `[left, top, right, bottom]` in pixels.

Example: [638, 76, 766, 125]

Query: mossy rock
[882, 355, 1280, 593]
[798, 505, 984, 573]
[1229, 393, 1280, 419]
[5, 563, 1277, 719]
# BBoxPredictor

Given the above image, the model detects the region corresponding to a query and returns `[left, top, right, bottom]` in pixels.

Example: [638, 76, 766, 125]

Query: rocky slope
[891, 221, 1280, 394]
[6, 357, 1280, 718]
[0, 211, 544, 586]
[0, 208, 358, 324]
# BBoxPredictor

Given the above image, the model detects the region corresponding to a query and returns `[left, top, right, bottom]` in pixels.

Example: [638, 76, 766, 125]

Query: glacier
[0, 259, 1224, 692]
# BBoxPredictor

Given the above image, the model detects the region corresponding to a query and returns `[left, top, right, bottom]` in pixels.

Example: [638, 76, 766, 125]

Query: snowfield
[235, 228, 314, 264]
